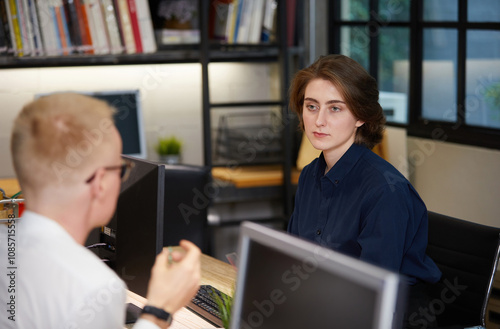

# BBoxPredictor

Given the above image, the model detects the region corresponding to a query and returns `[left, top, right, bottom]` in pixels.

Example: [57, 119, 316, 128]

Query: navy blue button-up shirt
[288, 143, 441, 285]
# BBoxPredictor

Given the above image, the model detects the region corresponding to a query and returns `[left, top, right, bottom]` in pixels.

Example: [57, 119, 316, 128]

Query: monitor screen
[35, 90, 147, 158]
[230, 222, 407, 329]
[87, 90, 147, 159]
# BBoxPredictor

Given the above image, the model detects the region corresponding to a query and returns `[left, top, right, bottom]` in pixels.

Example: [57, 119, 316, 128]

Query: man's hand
[145, 240, 201, 315]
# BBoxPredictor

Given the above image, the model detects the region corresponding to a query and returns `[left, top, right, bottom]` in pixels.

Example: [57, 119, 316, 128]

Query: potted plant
[155, 136, 182, 164]
[484, 82, 500, 118]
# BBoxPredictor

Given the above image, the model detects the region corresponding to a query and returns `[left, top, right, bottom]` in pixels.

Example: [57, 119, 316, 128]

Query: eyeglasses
[85, 160, 135, 184]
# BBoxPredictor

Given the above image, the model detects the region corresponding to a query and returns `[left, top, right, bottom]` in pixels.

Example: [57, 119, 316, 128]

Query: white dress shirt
[0, 211, 160, 329]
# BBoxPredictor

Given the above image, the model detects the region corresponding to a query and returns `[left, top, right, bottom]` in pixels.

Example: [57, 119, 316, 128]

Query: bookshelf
[199, 0, 297, 235]
[0, 0, 303, 252]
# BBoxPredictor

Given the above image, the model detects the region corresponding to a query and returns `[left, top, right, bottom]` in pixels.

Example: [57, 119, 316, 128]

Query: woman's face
[302, 78, 364, 158]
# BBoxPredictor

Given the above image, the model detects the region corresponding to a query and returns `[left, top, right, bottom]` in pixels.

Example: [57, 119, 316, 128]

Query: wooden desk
[212, 165, 300, 189]
[126, 254, 236, 329]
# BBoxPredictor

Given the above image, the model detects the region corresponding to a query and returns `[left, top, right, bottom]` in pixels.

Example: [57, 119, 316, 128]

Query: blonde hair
[11, 93, 116, 189]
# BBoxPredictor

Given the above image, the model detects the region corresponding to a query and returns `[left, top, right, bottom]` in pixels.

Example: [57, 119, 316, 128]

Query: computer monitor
[35, 90, 147, 158]
[230, 222, 407, 329]
[93, 155, 165, 297]
[87, 90, 147, 159]
[162, 164, 211, 253]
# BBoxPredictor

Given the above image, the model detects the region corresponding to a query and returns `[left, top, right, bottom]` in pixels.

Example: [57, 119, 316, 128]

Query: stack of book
[208, 0, 278, 44]
[0, 0, 156, 57]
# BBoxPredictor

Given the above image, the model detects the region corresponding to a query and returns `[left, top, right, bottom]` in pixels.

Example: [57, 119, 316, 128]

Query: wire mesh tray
[215, 111, 283, 163]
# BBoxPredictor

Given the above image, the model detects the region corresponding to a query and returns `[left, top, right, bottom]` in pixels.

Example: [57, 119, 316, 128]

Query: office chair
[425, 211, 500, 328]
[163, 164, 212, 254]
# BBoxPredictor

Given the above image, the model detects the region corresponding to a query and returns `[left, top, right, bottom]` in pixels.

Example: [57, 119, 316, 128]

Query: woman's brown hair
[289, 54, 386, 149]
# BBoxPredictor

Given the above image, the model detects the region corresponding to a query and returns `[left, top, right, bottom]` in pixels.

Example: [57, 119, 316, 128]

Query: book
[209, 0, 234, 42]
[4, 0, 18, 54]
[247, 0, 264, 44]
[63, 0, 83, 53]
[111, 0, 125, 50]
[0, 0, 13, 54]
[157, 28, 199, 45]
[0, 3, 7, 53]
[16, 0, 32, 55]
[84, 0, 109, 54]
[26, 0, 43, 55]
[236, 0, 253, 43]
[73, 0, 93, 53]
[134, 0, 155, 53]
[52, 0, 73, 55]
[7, 0, 24, 55]
[126, 0, 141, 53]
[35, 0, 61, 55]
[114, 0, 134, 53]
[260, 0, 276, 42]
[228, 0, 241, 43]
[100, 0, 122, 54]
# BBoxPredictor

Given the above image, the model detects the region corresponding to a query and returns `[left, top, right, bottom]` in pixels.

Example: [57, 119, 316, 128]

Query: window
[329, 0, 500, 149]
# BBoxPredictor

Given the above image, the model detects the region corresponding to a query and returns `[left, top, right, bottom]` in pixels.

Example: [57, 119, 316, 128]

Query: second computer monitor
[230, 222, 407, 329]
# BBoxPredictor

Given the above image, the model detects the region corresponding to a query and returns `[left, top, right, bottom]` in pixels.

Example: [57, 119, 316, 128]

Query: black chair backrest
[426, 211, 500, 327]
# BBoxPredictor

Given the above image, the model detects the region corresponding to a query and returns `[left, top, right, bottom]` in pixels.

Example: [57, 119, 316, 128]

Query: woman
[287, 54, 441, 287]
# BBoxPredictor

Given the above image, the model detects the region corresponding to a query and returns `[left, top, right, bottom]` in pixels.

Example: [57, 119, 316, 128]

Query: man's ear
[89, 168, 106, 200]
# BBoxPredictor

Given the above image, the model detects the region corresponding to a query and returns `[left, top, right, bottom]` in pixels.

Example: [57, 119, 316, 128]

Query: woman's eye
[330, 106, 341, 112]
[306, 104, 317, 111]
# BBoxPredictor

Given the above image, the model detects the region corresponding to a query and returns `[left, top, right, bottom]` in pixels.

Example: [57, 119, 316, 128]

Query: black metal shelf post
[199, 1, 294, 229]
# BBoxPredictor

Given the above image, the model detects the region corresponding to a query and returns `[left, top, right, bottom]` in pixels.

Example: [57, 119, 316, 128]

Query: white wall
[0, 62, 277, 178]
[407, 137, 500, 228]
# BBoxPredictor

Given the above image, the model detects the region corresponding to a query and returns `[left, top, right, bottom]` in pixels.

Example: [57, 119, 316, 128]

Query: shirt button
[334, 180, 339, 184]
[316, 229, 321, 235]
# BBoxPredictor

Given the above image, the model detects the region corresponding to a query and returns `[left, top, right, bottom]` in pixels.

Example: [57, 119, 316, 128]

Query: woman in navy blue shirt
[287, 55, 441, 295]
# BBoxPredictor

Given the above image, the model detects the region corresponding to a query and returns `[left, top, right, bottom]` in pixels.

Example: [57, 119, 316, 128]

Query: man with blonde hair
[1, 93, 201, 329]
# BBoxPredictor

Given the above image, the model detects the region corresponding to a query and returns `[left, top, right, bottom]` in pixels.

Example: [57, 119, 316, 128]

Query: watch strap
[141, 305, 172, 324]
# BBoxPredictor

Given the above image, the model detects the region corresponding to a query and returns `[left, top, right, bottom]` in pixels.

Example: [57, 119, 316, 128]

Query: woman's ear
[356, 120, 365, 128]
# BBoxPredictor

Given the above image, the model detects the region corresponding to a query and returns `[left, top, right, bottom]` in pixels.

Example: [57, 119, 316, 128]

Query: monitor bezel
[85, 89, 147, 159]
[230, 221, 404, 329]
[34, 89, 148, 159]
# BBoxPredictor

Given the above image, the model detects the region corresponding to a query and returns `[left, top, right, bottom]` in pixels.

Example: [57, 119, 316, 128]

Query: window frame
[328, 0, 500, 150]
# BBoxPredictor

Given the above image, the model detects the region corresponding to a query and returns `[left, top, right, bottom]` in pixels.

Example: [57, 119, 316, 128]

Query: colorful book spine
[26, 0, 43, 55]
[53, 0, 72, 55]
[0, 0, 14, 54]
[6, 0, 22, 55]
[63, 0, 83, 53]
[126, 0, 141, 53]
[134, 0, 155, 53]
[15, 0, 31, 54]
[85, 0, 109, 54]
[100, 0, 122, 54]
[210, 0, 234, 42]
[73, 0, 93, 53]
[114, 0, 134, 53]
[261, 0, 276, 42]
[35, 0, 60, 55]
[248, 0, 264, 44]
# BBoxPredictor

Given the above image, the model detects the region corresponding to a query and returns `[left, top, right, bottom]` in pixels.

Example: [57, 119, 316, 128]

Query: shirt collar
[20, 210, 78, 245]
[314, 143, 368, 184]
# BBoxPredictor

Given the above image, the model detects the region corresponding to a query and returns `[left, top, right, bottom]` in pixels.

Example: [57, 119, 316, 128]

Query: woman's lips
[313, 132, 329, 138]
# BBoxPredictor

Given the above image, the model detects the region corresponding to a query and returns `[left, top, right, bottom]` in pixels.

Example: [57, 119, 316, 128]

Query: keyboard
[186, 285, 232, 328]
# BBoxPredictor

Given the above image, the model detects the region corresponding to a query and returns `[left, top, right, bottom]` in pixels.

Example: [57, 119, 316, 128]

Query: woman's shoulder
[357, 149, 409, 188]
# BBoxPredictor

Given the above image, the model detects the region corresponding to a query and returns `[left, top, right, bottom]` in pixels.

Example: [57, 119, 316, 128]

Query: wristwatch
[141, 305, 173, 326]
